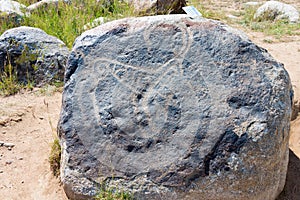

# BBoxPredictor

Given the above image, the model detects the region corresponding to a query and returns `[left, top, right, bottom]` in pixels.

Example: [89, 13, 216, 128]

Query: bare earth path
[0, 91, 68, 200]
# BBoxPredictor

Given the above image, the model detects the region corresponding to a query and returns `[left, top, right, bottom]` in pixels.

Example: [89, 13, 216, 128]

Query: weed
[44, 99, 62, 177]
[263, 38, 274, 43]
[94, 183, 133, 200]
[49, 137, 61, 177]
[0, 66, 22, 96]
[0, 54, 23, 96]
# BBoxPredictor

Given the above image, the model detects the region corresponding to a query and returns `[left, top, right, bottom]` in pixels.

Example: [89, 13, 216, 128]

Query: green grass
[94, 184, 133, 200]
[49, 137, 61, 177]
[0, 0, 135, 48]
[0, 60, 23, 96]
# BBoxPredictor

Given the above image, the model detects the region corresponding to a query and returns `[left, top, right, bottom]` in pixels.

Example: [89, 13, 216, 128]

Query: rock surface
[58, 15, 293, 200]
[0, 26, 69, 86]
[254, 1, 299, 23]
[26, 0, 70, 13]
[0, 0, 26, 17]
[126, 0, 187, 14]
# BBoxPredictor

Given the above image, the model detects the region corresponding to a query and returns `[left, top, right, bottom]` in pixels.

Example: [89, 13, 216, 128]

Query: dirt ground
[0, 90, 68, 200]
[0, 1, 300, 200]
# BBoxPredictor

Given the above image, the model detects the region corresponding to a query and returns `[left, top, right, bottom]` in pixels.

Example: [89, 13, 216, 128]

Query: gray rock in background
[0, 0, 26, 17]
[0, 26, 69, 86]
[26, 0, 59, 12]
[26, 0, 70, 13]
[126, 0, 186, 14]
[243, 2, 262, 9]
[58, 15, 293, 200]
[254, 1, 299, 23]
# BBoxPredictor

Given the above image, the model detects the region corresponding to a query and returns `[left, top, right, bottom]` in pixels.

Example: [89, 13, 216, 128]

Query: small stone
[18, 157, 23, 160]
[10, 117, 22, 122]
[0, 170, 3, 173]
[4, 143, 15, 148]
[2, 131, 6, 134]
[0, 141, 4, 146]
[244, 2, 260, 7]
[5, 161, 12, 165]
[227, 14, 239, 19]
[21, 180, 24, 184]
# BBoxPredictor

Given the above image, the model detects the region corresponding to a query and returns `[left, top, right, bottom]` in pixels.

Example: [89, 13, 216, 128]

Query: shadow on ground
[276, 149, 300, 200]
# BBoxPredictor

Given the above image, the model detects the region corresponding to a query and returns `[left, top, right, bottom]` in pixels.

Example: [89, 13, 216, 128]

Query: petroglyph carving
[73, 22, 213, 174]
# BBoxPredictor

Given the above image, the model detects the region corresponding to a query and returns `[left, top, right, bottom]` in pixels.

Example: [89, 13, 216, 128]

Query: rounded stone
[59, 15, 293, 200]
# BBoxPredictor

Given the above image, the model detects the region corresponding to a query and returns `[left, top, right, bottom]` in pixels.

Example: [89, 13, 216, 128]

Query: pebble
[227, 14, 239, 19]
[4, 143, 15, 148]
[0, 141, 4, 146]
[244, 2, 260, 6]
[5, 161, 12, 165]
[2, 131, 6, 134]
[18, 157, 23, 160]
[0, 170, 3, 173]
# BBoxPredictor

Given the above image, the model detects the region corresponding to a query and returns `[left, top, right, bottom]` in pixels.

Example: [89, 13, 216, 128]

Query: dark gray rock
[58, 15, 293, 200]
[0, 26, 69, 86]
[126, 0, 187, 14]
[254, 1, 299, 23]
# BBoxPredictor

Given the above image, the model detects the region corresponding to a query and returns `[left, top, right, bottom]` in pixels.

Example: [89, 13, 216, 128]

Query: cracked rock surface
[58, 15, 293, 200]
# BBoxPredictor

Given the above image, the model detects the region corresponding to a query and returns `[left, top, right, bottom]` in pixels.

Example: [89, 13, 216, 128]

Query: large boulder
[254, 1, 299, 23]
[126, 0, 187, 14]
[58, 15, 293, 200]
[0, 26, 69, 86]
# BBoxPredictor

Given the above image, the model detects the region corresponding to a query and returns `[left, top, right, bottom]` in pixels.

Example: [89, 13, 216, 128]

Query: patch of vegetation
[0, 0, 135, 48]
[240, 6, 300, 37]
[49, 137, 61, 177]
[44, 98, 62, 177]
[0, 57, 23, 96]
[94, 183, 133, 200]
